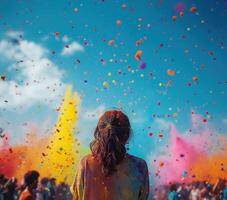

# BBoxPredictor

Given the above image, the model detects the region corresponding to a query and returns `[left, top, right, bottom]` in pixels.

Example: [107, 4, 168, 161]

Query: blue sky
[0, 0, 227, 184]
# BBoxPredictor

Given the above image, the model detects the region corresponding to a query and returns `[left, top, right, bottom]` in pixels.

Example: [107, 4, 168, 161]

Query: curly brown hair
[89, 110, 132, 177]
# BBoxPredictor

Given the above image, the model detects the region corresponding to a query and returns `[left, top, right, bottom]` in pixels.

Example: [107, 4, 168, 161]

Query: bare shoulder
[79, 153, 94, 164]
[126, 153, 147, 166]
[125, 154, 148, 175]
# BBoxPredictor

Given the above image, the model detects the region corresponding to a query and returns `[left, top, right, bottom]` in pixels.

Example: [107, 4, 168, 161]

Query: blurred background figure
[0, 174, 6, 200]
[19, 170, 39, 200]
[177, 183, 190, 200]
[223, 182, 227, 200]
[48, 178, 56, 200]
[0, 170, 226, 199]
[168, 184, 179, 200]
[37, 178, 50, 200]
[190, 184, 200, 200]
[2, 177, 17, 200]
[56, 182, 72, 200]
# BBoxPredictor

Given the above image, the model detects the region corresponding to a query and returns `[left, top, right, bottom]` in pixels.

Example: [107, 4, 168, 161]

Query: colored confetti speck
[167, 69, 175, 76]
[139, 62, 146, 69]
[135, 50, 143, 61]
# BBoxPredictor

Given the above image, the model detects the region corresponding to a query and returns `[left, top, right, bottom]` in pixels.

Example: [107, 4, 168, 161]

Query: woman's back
[71, 153, 149, 200]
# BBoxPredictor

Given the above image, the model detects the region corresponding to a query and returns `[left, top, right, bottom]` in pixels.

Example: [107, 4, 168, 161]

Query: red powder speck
[158, 133, 163, 138]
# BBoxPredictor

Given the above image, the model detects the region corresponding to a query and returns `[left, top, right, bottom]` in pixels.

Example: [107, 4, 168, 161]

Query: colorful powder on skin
[0, 86, 90, 184]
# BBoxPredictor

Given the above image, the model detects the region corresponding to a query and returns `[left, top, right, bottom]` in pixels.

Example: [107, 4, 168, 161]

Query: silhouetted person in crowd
[177, 183, 189, 200]
[0, 174, 6, 200]
[168, 184, 179, 200]
[190, 184, 200, 200]
[71, 110, 150, 200]
[223, 182, 227, 200]
[48, 178, 56, 200]
[19, 170, 39, 200]
[56, 182, 72, 200]
[37, 178, 50, 200]
[2, 177, 17, 200]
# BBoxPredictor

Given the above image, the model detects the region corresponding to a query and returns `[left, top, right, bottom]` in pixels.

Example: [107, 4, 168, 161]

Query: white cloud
[0, 35, 65, 109]
[61, 41, 84, 56]
[5, 30, 24, 38]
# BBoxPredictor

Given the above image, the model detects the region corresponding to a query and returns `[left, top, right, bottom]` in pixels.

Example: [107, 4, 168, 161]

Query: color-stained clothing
[168, 191, 179, 200]
[19, 189, 35, 200]
[71, 153, 149, 200]
[222, 188, 227, 200]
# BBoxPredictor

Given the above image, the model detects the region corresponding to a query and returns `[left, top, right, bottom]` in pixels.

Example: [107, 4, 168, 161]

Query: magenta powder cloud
[154, 114, 214, 185]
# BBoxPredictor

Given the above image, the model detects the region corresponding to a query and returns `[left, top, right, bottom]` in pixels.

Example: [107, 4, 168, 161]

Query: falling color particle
[182, 171, 188, 177]
[193, 76, 199, 81]
[135, 50, 143, 61]
[190, 6, 197, 13]
[158, 133, 164, 138]
[108, 40, 115, 45]
[0, 76, 6, 81]
[167, 69, 175, 76]
[121, 4, 127, 9]
[149, 132, 153, 137]
[103, 81, 109, 89]
[179, 11, 184, 17]
[159, 161, 164, 167]
[116, 20, 122, 27]
[139, 62, 146, 69]
[172, 16, 177, 21]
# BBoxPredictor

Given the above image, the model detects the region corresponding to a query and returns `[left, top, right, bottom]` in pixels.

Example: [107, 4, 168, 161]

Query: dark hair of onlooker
[170, 184, 177, 192]
[41, 177, 49, 186]
[24, 170, 40, 187]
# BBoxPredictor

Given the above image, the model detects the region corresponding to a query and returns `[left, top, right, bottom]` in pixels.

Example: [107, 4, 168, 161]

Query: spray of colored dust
[0, 86, 90, 184]
[190, 135, 227, 183]
[40, 85, 88, 184]
[154, 113, 227, 185]
[0, 128, 48, 179]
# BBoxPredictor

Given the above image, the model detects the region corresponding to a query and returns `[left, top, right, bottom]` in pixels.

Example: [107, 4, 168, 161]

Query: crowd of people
[0, 171, 72, 200]
[153, 179, 227, 200]
[1, 170, 227, 200]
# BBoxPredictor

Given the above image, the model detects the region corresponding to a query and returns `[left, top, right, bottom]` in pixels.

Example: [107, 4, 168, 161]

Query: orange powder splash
[190, 136, 227, 183]
[0, 86, 90, 184]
